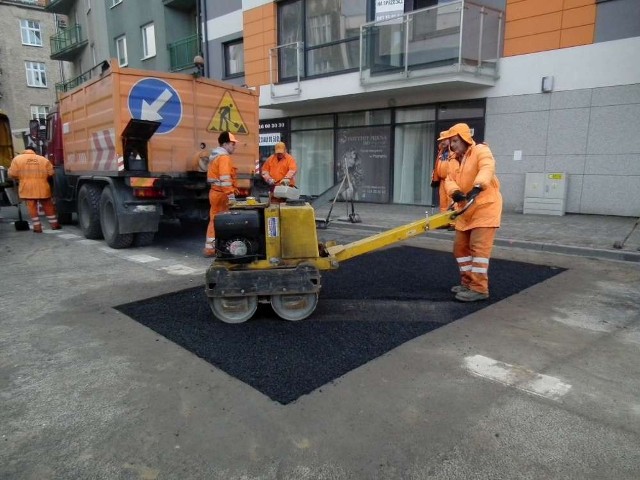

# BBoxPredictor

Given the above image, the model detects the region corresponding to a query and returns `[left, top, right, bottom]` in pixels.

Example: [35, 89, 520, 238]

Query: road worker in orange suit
[442, 123, 502, 302]
[261, 141, 297, 203]
[8, 148, 61, 233]
[431, 131, 455, 229]
[203, 131, 238, 258]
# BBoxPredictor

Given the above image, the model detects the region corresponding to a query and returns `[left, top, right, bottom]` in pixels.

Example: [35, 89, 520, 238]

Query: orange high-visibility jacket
[8, 149, 54, 199]
[431, 148, 450, 183]
[261, 153, 297, 186]
[207, 147, 237, 196]
[444, 142, 502, 230]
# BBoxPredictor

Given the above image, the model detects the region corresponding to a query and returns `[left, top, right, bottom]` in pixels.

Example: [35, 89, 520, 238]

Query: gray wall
[595, 0, 640, 42]
[203, 0, 244, 83]
[486, 84, 640, 216]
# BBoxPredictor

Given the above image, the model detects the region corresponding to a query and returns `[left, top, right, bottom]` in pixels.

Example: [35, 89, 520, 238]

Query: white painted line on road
[464, 354, 571, 401]
[100, 247, 117, 254]
[159, 264, 202, 276]
[77, 239, 101, 246]
[126, 254, 160, 263]
[57, 233, 83, 240]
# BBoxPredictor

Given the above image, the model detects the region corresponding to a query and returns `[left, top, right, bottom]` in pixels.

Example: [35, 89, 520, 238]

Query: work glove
[227, 195, 236, 204]
[281, 178, 290, 186]
[466, 185, 482, 202]
[451, 190, 466, 203]
[267, 179, 275, 186]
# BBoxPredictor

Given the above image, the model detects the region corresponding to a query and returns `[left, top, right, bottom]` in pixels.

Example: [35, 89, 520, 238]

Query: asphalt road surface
[1, 214, 639, 479]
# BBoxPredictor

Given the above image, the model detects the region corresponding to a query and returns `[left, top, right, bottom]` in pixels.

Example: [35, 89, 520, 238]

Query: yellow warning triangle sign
[207, 91, 249, 134]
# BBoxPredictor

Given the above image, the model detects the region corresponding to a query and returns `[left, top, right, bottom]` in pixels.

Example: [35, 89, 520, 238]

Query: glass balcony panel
[306, 38, 359, 76]
[406, 4, 461, 70]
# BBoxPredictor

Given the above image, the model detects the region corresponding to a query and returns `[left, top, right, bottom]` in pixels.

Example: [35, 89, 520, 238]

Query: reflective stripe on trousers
[453, 227, 497, 294]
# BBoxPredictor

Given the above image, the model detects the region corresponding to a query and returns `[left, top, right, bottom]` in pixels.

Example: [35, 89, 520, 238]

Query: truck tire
[99, 186, 133, 249]
[77, 183, 103, 239]
[133, 231, 155, 247]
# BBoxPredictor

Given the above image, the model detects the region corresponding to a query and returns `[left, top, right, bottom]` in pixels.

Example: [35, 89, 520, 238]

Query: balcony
[168, 34, 199, 72]
[163, 0, 196, 12]
[267, 0, 503, 107]
[359, 1, 502, 85]
[44, 0, 75, 14]
[50, 24, 88, 61]
[55, 62, 110, 94]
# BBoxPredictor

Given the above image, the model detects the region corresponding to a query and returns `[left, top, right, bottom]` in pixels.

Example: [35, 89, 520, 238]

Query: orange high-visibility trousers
[453, 227, 497, 294]
[205, 189, 230, 250]
[24, 198, 59, 231]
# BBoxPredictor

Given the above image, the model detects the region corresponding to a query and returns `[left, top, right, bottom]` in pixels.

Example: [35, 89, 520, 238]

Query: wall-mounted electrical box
[523, 172, 568, 216]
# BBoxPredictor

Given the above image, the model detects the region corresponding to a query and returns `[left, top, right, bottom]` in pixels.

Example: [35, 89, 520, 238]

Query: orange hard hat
[437, 130, 450, 141]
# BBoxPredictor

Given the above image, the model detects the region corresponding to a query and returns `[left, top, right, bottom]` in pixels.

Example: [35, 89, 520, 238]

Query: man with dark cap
[203, 131, 237, 257]
[442, 123, 502, 302]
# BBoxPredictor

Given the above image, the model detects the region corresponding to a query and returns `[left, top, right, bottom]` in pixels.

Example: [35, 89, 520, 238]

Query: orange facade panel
[505, 12, 562, 39]
[561, 5, 596, 29]
[560, 24, 595, 48]
[504, 31, 561, 56]
[504, 0, 595, 55]
[507, 0, 563, 21]
[244, 3, 277, 88]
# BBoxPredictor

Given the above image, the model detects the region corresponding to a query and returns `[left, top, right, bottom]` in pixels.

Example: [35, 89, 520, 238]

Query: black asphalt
[117, 246, 564, 404]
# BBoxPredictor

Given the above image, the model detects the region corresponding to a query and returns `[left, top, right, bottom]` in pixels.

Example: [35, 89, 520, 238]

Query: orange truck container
[47, 60, 259, 248]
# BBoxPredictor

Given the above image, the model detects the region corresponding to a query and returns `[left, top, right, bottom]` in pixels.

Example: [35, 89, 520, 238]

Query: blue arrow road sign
[128, 78, 182, 134]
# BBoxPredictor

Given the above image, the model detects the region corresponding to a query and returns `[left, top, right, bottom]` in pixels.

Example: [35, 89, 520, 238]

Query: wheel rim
[270, 293, 319, 321]
[208, 296, 258, 324]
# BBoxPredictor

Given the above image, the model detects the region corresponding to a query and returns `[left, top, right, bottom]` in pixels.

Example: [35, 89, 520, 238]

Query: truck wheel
[133, 232, 155, 247]
[77, 183, 103, 239]
[99, 186, 133, 249]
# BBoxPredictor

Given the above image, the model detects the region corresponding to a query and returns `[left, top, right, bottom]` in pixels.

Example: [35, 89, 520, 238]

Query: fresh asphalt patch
[116, 246, 564, 404]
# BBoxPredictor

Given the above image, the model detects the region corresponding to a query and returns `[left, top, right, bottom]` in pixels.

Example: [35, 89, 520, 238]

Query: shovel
[14, 203, 29, 231]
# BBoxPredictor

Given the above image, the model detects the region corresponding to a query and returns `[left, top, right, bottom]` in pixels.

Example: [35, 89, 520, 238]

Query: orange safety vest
[444, 142, 502, 230]
[207, 149, 237, 196]
[8, 149, 54, 199]
[261, 153, 297, 186]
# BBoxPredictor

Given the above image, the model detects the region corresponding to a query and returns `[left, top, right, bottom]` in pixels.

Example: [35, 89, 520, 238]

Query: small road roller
[205, 187, 472, 323]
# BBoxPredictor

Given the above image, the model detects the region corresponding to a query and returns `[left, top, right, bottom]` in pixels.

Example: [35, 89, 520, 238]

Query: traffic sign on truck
[46, 60, 259, 248]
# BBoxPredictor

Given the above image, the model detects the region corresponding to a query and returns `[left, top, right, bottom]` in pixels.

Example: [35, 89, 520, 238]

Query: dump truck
[46, 60, 259, 248]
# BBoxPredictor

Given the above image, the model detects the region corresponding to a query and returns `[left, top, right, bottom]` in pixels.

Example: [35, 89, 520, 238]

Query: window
[141, 23, 156, 59]
[223, 39, 244, 77]
[116, 35, 127, 66]
[278, 0, 366, 79]
[20, 20, 42, 47]
[31, 105, 49, 122]
[25, 62, 47, 87]
[109, 0, 123, 7]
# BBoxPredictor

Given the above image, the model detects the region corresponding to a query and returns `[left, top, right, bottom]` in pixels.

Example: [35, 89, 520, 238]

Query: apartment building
[205, 0, 640, 216]
[44, 0, 201, 92]
[0, 0, 65, 150]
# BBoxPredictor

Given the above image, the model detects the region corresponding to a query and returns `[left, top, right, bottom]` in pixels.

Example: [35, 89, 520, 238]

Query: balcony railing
[168, 34, 199, 72]
[50, 24, 88, 61]
[360, 0, 502, 85]
[55, 61, 109, 94]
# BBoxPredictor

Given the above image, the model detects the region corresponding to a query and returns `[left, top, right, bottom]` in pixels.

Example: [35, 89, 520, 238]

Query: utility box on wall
[523, 172, 568, 216]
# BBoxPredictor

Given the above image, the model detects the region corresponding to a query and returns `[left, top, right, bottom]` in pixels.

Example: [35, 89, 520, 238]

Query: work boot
[32, 225, 43, 233]
[455, 289, 489, 302]
[203, 248, 216, 258]
[450, 285, 469, 293]
[50, 223, 62, 230]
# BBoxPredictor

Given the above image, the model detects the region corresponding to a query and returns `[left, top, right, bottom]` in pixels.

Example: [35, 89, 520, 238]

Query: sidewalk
[313, 202, 640, 263]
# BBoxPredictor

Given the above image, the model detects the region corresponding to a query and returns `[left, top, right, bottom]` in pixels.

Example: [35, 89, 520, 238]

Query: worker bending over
[204, 131, 238, 258]
[261, 142, 297, 203]
[8, 148, 61, 233]
[442, 123, 502, 302]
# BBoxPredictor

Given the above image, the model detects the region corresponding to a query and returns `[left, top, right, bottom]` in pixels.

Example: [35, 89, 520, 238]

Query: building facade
[0, 0, 66, 152]
[205, 0, 640, 217]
